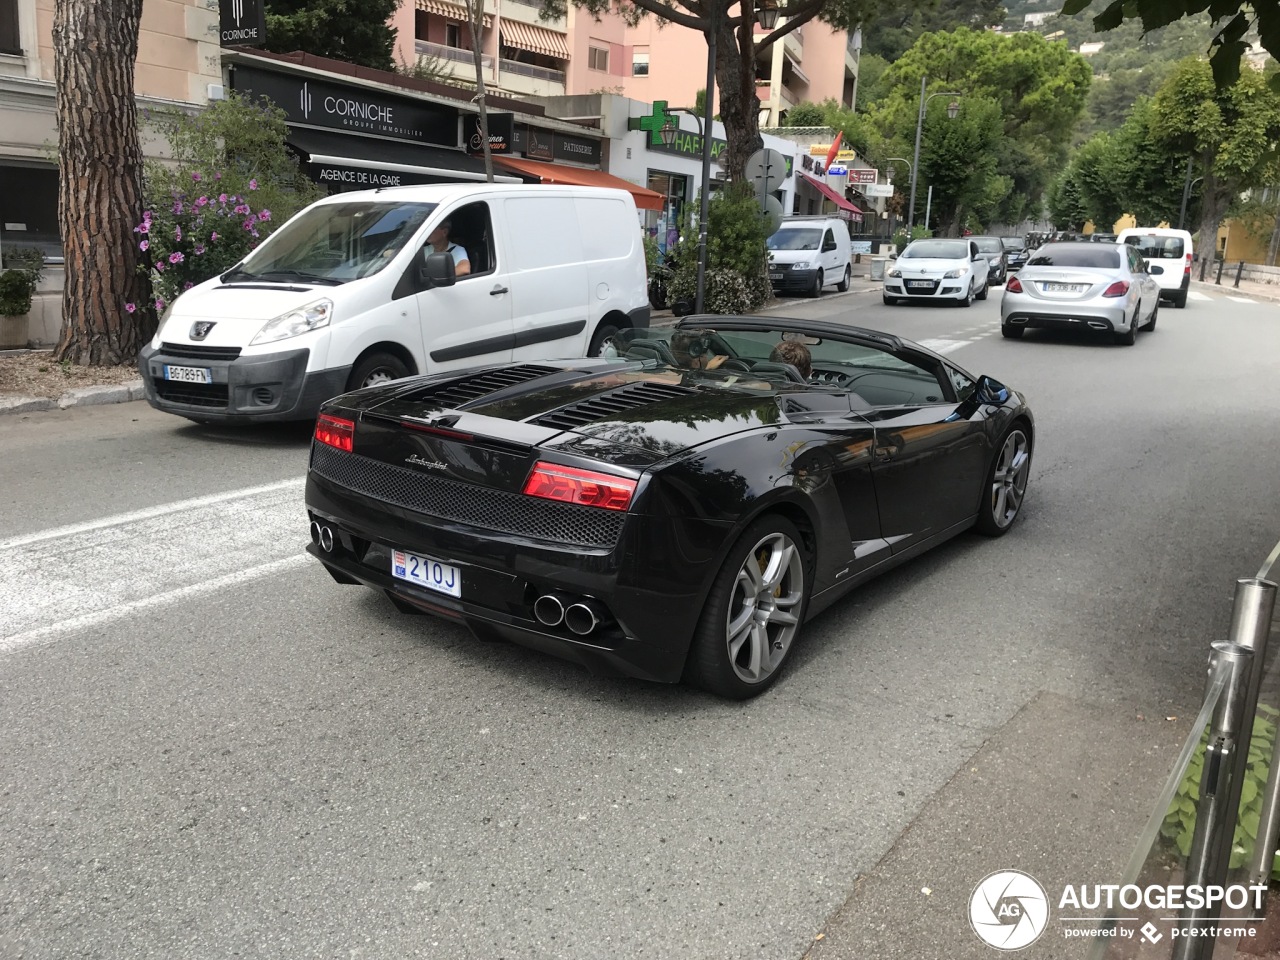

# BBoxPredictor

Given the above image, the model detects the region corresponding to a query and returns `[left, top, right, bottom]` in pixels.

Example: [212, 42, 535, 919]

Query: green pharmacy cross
[628, 101, 675, 146]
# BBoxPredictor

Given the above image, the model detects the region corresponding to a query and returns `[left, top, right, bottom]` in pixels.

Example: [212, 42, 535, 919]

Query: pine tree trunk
[52, 0, 148, 365]
[467, 0, 493, 182]
[715, 14, 763, 185]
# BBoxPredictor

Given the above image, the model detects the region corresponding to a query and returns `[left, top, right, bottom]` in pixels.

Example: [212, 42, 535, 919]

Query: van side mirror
[1148, 264, 1164, 275]
[975, 375, 1011, 405]
[823, 239, 838, 252]
[418, 250, 456, 289]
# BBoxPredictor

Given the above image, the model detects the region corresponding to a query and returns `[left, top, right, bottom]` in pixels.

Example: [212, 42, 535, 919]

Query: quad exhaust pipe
[533, 593, 610, 635]
[310, 521, 335, 553]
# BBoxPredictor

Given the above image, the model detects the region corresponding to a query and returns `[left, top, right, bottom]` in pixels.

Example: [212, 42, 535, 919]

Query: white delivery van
[139, 183, 650, 422]
[1116, 227, 1193, 308]
[766, 216, 854, 297]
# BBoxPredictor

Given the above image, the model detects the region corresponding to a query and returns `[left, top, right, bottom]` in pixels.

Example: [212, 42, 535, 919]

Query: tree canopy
[264, 0, 401, 71]
[860, 0, 1006, 61]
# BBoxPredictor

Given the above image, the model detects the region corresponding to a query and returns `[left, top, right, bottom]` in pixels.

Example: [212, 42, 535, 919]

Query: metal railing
[415, 40, 492, 69]
[499, 58, 565, 85]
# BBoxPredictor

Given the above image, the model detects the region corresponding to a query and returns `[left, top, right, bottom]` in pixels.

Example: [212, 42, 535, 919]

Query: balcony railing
[416, 40, 493, 68]
[500, 58, 565, 84]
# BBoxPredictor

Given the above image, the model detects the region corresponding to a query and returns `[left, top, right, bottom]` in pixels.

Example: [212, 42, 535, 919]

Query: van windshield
[225, 200, 436, 284]
[1125, 235, 1185, 259]
[768, 229, 823, 251]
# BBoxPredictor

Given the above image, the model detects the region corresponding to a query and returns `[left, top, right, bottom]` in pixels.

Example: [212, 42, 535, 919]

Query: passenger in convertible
[769, 340, 812, 379]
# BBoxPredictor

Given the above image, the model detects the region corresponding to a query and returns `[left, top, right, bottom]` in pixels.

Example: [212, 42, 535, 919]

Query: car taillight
[1101, 280, 1130, 298]
[1005, 275, 1023, 293]
[315, 414, 355, 452]
[1185, 254, 1192, 275]
[523, 461, 637, 511]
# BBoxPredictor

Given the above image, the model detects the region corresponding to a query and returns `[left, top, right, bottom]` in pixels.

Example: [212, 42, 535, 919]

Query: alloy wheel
[724, 532, 804, 684]
[990, 429, 1031, 529]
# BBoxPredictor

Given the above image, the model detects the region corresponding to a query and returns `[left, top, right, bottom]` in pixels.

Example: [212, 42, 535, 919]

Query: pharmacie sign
[649, 128, 729, 164]
[220, 0, 266, 47]
[232, 64, 456, 146]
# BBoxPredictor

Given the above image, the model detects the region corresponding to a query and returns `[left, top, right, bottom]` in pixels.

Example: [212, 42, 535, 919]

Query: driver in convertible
[769, 340, 813, 379]
[670, 329, 729, 371]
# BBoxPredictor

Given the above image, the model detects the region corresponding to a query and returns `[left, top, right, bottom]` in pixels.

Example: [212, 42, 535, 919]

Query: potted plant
[0, 248, 45, 349]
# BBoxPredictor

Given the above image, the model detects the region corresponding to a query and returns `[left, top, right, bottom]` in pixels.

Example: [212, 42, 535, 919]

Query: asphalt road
[2, 283, 1279, 960]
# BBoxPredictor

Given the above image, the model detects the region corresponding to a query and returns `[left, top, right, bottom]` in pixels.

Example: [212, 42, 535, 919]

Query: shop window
[0, 0, 19, 55]
[588, 46, 608, 71]
[632, 50, 649, 77]
[0, 163, 61, 265]
[446, 23, 461, 48]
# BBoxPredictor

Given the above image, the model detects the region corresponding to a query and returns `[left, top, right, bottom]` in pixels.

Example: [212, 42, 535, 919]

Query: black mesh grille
[402, 365, 560, 408]
[531, 381, 695, 429]
[160, 342, 242, 360]
[310, 444, 626, 547]
[154, 382, 229, 407]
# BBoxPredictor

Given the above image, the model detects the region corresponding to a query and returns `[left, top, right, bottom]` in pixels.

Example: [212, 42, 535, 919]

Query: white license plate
[769, 272, 783, 280]
[163, 364, 212, 384]
[907, 280, 933, 288]
[1042, 282, 1085, 293]
[392, 549, 461, 598]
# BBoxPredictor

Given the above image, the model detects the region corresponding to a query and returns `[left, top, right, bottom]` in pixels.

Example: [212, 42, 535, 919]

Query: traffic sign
[747, 148, 788, 195]
[760, 194, 784, 235]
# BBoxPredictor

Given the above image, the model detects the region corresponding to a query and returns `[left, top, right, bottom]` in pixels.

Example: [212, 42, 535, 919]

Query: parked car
[138, 184, 651, 423]
[1001, 240, 1162, 345]
[970, 235, 1009, 286]
[305, 315, 1033, 698]
[767, 217, 853, 297]
[883, 238, 989, 306]
[1116, 227, 1193, 308]
[1001, 237, 1030, 272]
[1089, 232, 1118, 243]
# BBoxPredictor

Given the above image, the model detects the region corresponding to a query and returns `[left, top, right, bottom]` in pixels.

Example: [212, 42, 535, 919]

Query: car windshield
[1027, 245, 1120, 268]
[972, 238, 1003, 253]
[902, 240, 969, 260]
[1125, 235, 1185, 259]
[1001, 238, 1026, 250]
[225, 200, 437, 284]
[768, 229, 823, 251]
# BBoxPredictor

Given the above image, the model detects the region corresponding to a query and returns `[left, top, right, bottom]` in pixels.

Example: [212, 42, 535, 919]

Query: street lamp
[907, 76, 962, 231]
[883, 156, 912, 237]
[757, 0, 780, 29]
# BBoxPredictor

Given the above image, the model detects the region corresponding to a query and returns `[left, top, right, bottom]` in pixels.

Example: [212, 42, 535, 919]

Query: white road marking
[1, 480, 312, 652]
[1227, 296, 1257, 304]
[916, 338, 970, 355]
[1187, 291, 1213, 301]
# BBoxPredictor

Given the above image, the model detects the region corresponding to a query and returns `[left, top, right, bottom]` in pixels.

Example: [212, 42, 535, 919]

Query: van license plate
[769, 272, 783, 280]
[163, 365, 212, 384]
[392, 549, 461, 598]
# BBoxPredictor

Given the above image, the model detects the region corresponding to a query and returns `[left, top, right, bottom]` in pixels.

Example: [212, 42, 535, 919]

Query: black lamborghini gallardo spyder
[305, 316, 1034, 698]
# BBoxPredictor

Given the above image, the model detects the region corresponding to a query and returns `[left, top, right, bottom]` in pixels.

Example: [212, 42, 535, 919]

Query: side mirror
[1148, 264, 1164, 275]
[418, 250, 456, 289]
[975, 375, 1011, 405]
[823, 240, 838, 252]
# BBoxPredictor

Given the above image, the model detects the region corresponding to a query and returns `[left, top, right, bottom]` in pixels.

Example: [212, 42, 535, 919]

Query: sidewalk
[1192, 271, 1280, 304]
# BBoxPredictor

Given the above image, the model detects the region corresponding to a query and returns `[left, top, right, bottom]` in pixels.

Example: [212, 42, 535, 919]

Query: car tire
[976, 280, 989, 301]
[974, 422, 1032, 537]
[347, 351, 410, 392]
[809, 269, 824, 298]
[1174, 289, 1188, 309]
[1142, 300, 1159, 331]
[1114, 309, 1138, 346]
[1001, 325, 1023, 339]
[684, 514, 810, 699]
[836, 266, 851, 292]
[959, 282, 975, 307]
[882, 294, 898, 306]
[588, 320, 623, 357]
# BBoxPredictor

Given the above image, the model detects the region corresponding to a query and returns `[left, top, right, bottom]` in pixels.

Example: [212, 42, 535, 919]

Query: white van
[139, 183, 650, 422]
[1116, 227, 1193, 307]
[767, 216, 853, 297]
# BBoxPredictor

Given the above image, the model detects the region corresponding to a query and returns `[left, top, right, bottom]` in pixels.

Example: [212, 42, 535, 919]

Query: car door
[822, 226, 842, 281]
[1127, 244, 1160, 317]
[413, 199, 514, 371]
[857, 355, 991, 554]
[969, 240, 988, 293]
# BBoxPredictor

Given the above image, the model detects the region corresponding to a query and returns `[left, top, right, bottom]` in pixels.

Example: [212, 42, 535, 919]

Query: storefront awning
[493, 155, 665, 210]
[288, 128, 521, 186]
[500, 21, 570, 60]
[416, 0, 492, 28]
[802, 174, 863, 221]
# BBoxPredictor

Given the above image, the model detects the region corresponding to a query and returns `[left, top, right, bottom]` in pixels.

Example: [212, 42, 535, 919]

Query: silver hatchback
[1000, 241, 1163, 346]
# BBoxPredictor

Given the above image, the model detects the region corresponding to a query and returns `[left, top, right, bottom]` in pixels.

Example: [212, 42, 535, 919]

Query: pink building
[386, 1, 859, 125]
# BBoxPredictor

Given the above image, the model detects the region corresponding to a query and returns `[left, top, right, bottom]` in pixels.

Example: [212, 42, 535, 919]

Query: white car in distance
[883, 238, 990, 307]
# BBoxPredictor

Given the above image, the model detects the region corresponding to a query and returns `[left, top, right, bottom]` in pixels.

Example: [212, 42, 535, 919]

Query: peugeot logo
[190, 321, 216, 340]
[405, 454, 447, 470]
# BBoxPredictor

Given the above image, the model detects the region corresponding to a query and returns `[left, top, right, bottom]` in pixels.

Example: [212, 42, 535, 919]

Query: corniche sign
[231, 64, 456, 146]
[220, 0, 266, 48]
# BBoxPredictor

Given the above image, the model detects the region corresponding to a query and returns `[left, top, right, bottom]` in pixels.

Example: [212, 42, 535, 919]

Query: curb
[0, 380, 146, 416]
[1191, 279, 1280, 305]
